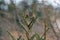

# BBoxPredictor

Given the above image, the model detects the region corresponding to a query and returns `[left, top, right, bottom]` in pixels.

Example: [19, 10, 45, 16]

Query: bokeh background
[0, 0, 60, 40]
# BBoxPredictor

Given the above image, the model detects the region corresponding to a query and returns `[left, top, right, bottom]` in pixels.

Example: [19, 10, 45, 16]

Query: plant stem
[43, 19, 46, 40]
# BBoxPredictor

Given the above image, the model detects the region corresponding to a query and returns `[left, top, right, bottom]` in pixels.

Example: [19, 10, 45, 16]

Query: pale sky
[4, 0, 60, 7]
[38, 0, 60, 7]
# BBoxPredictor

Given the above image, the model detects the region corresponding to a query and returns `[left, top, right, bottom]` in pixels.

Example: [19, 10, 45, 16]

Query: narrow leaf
[7, 31, 16, 40]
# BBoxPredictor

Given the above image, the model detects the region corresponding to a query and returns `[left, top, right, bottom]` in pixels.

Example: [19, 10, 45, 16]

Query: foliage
[8, 0, 15, 12]
[0, 27, 2, 36]
[0, 13, 5, 17]
[7, 0, 49, 40]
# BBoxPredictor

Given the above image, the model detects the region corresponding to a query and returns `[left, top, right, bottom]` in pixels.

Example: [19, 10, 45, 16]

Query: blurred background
[0, 0, 60, 40]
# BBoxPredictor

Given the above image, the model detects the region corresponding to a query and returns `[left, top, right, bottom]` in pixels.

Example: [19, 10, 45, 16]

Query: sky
[4, 0, 60, 7]
[38, 0, 60, 7]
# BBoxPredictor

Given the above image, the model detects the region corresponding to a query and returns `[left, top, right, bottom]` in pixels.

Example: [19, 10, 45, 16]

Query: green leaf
[30, 33, 44, 40]
[7, 31, 16, 40]
[28, 17, 38, 30]
[41, 28, 49, 38]
[8, 5, 14, 12]
[23, 17, 28, 27]
[17, 36, 21, 40]
[16, 14, 28, 34]
[25, 32, 29, 40]
[30, 33, 37, 40]
[35, 33, 41, 40]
